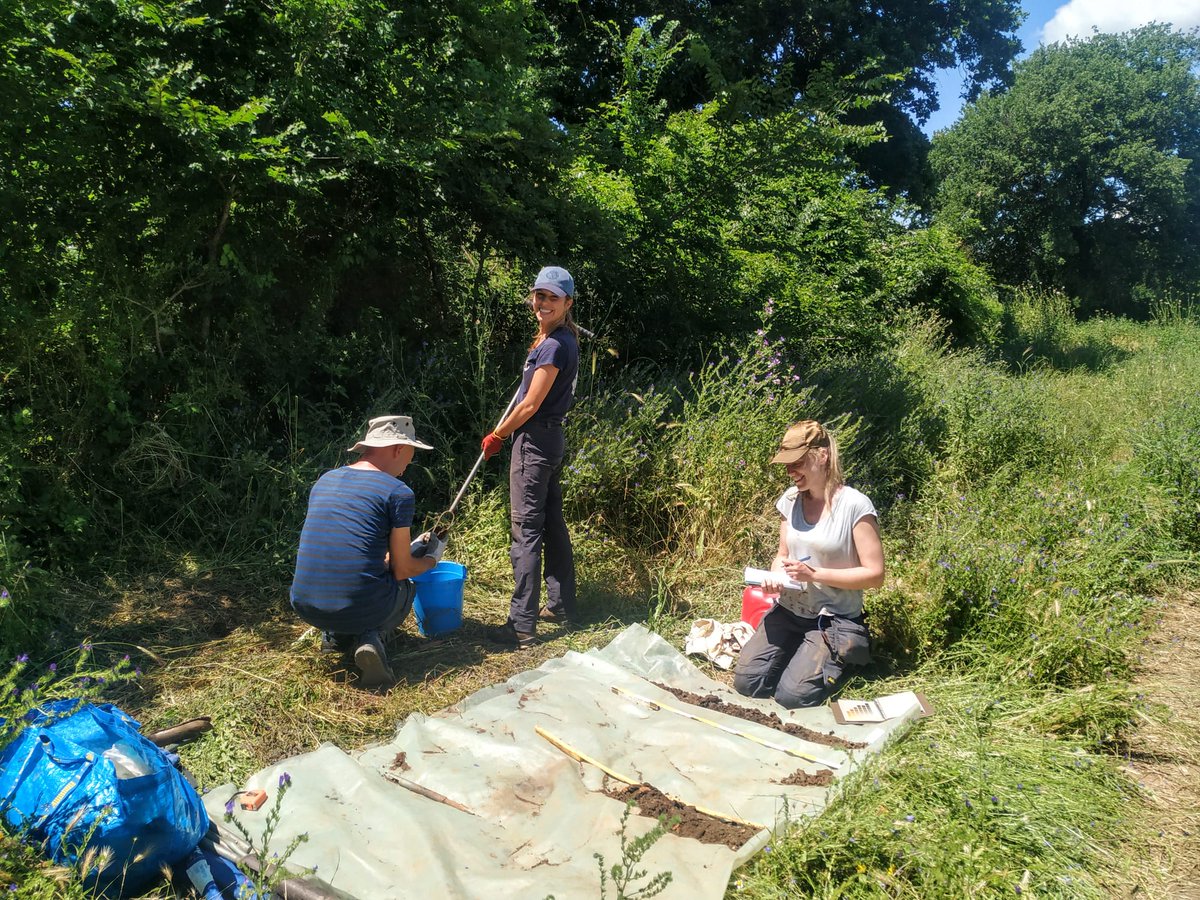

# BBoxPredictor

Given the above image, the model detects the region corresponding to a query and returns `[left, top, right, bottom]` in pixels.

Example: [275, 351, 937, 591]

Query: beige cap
[347, 415, 433, 453]
[770, 420, 828, 465]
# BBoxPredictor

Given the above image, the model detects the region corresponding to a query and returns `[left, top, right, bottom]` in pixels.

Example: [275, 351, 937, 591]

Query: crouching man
[290, 415, 444, 688]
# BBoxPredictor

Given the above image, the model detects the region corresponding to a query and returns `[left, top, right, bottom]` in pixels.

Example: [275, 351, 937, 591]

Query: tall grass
[731, 315, 1200, 897]
[3, 308, 1199, 898]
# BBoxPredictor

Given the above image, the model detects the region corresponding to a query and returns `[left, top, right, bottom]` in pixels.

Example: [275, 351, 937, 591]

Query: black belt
[526, 417, 566, 427]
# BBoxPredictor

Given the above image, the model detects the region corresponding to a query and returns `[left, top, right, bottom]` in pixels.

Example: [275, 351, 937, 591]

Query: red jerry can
[741, 585, 777, 629]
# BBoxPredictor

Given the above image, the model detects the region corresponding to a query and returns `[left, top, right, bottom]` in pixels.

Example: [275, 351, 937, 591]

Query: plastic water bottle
[183, 848, 224, 900]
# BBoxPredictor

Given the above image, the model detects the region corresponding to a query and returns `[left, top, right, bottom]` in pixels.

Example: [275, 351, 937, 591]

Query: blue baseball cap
[531, 266, 574, 298]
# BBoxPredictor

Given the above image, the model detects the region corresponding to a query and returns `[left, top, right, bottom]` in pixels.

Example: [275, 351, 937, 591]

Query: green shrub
[876, 223, 1002, 348]
[1000, 287, 1078, 366]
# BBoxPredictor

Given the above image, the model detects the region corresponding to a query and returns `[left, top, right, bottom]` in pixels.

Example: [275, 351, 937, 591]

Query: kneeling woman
[733, 420, 884, 708]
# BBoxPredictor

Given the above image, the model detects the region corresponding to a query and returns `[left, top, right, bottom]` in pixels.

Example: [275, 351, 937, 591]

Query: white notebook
[743, 566, 806, 592]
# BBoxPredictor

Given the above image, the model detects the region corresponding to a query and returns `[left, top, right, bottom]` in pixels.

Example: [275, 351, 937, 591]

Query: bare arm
[388, 526, 437, 581]
[771, 519, 789, 575]
[781, 515, 885, 590]
[493, 365, 558, 438]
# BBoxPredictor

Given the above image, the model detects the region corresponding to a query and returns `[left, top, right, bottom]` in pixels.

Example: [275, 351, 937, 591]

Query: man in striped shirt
[290, 415, 443, 688]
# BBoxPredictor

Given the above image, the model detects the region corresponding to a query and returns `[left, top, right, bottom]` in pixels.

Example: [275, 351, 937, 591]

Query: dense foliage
[932, 25, 1200, 317]
[538, 0, 1024, 201]
[1, 3, 1198, 896]
[0, 2, 1001, 572]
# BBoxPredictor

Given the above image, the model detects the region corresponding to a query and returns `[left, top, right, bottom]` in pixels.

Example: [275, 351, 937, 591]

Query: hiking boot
[353, 631, 395, 688]
[486, 622, 537, 649]
[538, 607, 575, 628]
[321, 631, 353, 654]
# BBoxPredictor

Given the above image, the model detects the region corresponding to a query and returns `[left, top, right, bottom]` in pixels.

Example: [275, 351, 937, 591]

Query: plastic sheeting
[204, 625, 921, 899]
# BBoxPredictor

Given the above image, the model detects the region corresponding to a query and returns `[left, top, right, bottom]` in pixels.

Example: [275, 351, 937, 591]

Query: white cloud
[1040, 0, 1200, 44]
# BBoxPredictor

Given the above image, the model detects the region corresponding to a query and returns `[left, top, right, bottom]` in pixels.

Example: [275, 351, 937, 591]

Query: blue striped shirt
[290, 467, 415, 634]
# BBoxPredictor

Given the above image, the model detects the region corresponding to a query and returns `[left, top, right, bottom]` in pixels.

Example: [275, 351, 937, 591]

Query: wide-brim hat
[347, 415, 433, 453]
[770, 420, 828, 465]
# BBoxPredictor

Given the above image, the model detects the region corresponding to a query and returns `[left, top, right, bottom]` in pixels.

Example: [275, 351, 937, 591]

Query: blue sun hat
[532, 266, 574, 298]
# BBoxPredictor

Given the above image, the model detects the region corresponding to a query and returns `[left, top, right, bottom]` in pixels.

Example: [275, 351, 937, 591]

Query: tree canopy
[537, 0, 1024, 199]
[930, 24, 1200, 317]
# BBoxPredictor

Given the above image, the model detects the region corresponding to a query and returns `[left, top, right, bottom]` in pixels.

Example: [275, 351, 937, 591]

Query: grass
[3, 313, 1200, 897]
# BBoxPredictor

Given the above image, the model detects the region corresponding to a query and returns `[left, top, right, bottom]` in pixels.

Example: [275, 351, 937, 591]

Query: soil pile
[777, 768, 834, 787]
[604, 782, 761, 850]
[653, 683, 866, 750]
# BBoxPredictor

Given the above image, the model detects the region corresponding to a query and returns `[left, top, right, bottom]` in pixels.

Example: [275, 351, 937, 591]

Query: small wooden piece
[382, 771, 477, 816]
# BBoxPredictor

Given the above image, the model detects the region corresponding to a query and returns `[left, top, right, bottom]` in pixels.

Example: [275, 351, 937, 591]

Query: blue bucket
[411, 561, 467, 637]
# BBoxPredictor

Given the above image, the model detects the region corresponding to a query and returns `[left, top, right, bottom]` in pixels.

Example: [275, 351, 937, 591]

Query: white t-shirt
[774, 485, 877, 618]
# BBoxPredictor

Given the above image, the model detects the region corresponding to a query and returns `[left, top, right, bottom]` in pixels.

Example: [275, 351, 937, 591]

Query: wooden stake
[383, 770, 477, 816]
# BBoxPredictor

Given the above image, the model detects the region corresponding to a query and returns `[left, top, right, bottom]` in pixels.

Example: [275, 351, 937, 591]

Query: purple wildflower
[279, 772, 292, 788]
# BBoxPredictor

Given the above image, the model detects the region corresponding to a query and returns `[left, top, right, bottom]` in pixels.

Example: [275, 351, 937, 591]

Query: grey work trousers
[733, 605, 871, 708]
[508, 420, 575, 633]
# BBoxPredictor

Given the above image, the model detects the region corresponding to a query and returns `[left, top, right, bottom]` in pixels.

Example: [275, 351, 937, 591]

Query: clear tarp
[204, 625, 919, 898]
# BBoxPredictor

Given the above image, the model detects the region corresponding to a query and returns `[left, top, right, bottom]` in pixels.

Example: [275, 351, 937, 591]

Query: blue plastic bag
[0, 700, 209, 897]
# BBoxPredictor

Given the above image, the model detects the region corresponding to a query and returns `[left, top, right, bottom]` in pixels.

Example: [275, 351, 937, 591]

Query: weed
[0, 643, 136, 753]
[595, 800, 678, 900]
[222, 772, 310, 899]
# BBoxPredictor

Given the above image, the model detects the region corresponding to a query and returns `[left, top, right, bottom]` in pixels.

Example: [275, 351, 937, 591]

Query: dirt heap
[652, 683, 866, 750]
[604, 782, 761, 850]
[777, 768, 834, 787]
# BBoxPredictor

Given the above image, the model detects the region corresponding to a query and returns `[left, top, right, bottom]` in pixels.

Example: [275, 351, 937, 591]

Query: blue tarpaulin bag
[0, 700, 209, 897]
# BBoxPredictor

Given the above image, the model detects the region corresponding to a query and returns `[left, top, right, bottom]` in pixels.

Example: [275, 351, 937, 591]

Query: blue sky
[922, 0, 1200, 135]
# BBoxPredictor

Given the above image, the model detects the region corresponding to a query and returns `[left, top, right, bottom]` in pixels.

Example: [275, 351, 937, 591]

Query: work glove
[481, 431, 505, 460]
[410, 531, 446, 563]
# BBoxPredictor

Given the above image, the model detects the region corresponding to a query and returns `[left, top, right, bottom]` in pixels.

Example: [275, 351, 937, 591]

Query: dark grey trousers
[733, 606, 871, 708]
[508, 421, 576, 633]
[315, 580, 415, 650]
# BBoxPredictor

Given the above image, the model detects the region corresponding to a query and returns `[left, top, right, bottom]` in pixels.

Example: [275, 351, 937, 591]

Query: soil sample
[653, 683, 866, 750]
[605, 782, 761, 850]
[777, 768, 834, 787]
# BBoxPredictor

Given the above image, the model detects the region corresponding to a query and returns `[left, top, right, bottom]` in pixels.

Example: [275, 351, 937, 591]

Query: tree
[555, 19, 1000, 357]
[535, 0, 1023, 201]
[930, 25, 1200, 317]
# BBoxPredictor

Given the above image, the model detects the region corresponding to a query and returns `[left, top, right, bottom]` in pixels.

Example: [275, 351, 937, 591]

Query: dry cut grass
[1118, 589, 1200, 899]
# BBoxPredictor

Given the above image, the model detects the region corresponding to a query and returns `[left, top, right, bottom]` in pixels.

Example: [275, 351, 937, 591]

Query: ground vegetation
[1, 3, 1198, 898]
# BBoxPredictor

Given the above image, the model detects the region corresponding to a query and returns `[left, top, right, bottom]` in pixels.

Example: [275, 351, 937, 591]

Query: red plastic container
[741, 585, 778, 629]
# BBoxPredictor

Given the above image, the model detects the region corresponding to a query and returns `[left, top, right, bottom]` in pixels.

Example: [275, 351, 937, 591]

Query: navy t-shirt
[289, 466, 415, 634]
[518, 326, 578, 423]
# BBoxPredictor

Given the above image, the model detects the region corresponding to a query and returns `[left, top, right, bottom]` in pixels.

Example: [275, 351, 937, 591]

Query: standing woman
[482, 266, 580, 648]
[733, 421, 884, 708]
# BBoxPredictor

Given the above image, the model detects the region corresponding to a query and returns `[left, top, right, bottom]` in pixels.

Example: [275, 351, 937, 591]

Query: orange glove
[481, 432, 505, 459]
